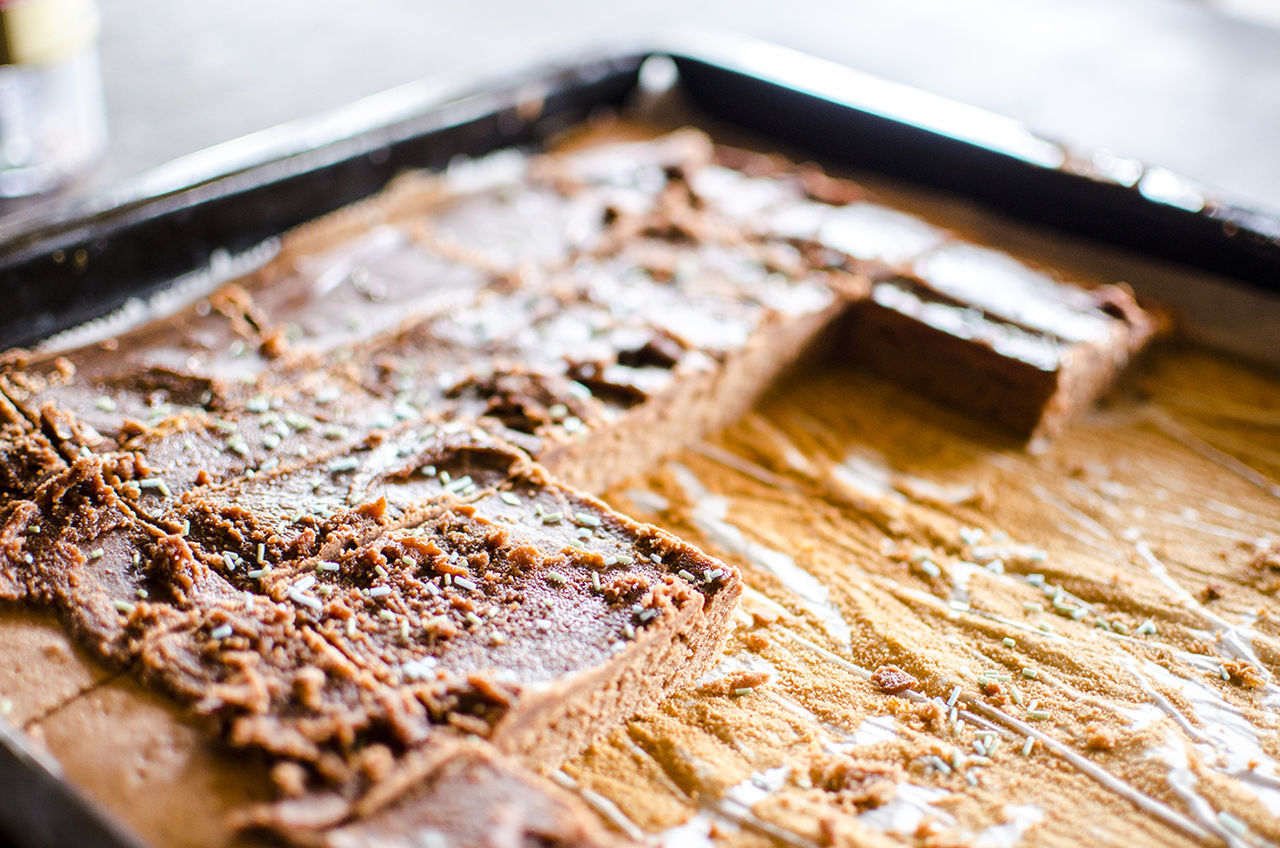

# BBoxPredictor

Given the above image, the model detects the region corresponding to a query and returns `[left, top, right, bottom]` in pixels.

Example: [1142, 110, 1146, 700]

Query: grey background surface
[91, 0, 1280, 206]
[5, 0, 1280, 222]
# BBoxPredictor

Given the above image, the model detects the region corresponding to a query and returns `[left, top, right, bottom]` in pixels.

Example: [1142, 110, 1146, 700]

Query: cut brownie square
[247, 738, 622, 848]
[166, 421, 530, 569]
[2, 440, 739, 796]
[350, 236, 857, 494]
[240, 221, 492, 364]
[850, 242, 1161, 440]
[407, 128, 715, 273]
[688, 142, 1164, 441]
[0, 284, 270, 452]
[160, 461, 739, 777]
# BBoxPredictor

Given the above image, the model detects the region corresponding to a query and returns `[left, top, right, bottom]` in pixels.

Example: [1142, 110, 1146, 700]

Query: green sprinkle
[1023, 601, 1043, 613]
[138, 478, 172, 498]
[1022, 667, 1039, 679]
[1026, 709, 1051, 720]
[327, 456, 359, 473]
[1002, 637, 1016, 648]
[733, 687, 754, 696]
[1217, 811, 1250, 838]
[545, 571, 567, 587]
[113, 600, 135, 614]
[94, 395, 116, 412]
[443, 474, 473, 493]
[499, 492, 521, 506]
[541, 511, 563, 525]
[88, 548, 104, 560]
[1135, 619, 1157, 636]
[1021, 737, 1034, 756]
[284, 412, 313, 431]
[573, 512, 602, 528]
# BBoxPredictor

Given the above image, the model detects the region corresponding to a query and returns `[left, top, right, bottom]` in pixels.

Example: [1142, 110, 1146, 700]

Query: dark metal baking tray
[0, 31, 1278, 848]
[0, 34, 1278, 357]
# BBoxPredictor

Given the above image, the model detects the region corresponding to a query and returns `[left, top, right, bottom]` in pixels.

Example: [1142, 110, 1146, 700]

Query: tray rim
[3, 32, 1279, 281]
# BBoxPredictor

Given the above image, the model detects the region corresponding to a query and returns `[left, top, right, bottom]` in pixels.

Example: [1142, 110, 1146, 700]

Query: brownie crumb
[871, 664, 917, 694]
[1197, 582, 1225, 603]
[1223, 659, 1266, 689]
[1250, 542, 1280, 573]
[699, 671, 770, 697]
[271, 761, 309, 798]
[1084, 722, 1118, 751]
[808, 755, 901, 811]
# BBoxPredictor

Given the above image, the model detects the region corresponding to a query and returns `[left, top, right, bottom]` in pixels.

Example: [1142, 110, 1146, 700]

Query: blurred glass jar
[0, 0, 106, 197]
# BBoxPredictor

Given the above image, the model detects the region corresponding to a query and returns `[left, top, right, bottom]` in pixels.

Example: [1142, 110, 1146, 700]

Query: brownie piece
[241, 221, 492, 364]
[0, 395, 67, 501]
[0, 457, 194, 659]
[688, 142, 1163, 440]
[0, 285, 269, 453]
[350, 236, 857, 494]
[850, 242, 1161, 440]
[249, 739, 622, 848]
[151, 461, 739, 778]
[166, 421, 530, 569]
[413, 129, 714, 272]
[1, 440, 739, 795]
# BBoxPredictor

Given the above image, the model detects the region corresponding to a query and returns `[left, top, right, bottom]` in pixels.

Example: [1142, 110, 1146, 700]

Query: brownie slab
[0, 126, 1177, 848]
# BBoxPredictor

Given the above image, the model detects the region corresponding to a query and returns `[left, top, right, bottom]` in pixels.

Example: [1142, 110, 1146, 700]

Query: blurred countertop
[10, 0, 1280, 219]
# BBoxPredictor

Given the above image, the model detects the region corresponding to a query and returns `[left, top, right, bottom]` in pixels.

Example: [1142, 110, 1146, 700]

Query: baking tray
[1, 32, 1278, 848]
